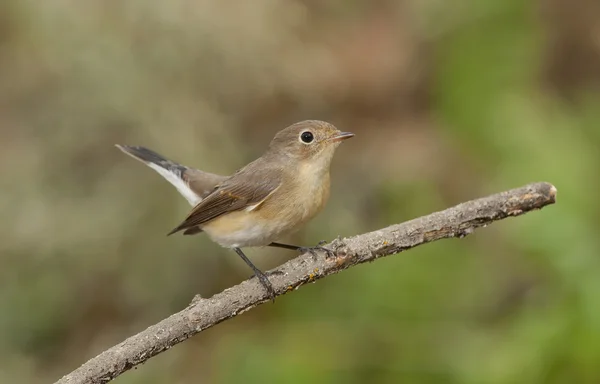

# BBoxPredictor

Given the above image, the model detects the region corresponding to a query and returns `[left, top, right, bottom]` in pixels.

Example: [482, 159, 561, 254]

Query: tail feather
[115, 144, 202, 206]
[115, 145, 187, 176]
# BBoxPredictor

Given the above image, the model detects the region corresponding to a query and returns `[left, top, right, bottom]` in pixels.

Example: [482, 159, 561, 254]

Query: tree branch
[55, 182, 557, 384]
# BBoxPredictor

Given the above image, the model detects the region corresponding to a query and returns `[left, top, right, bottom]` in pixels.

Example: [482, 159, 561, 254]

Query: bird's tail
[115, 144, 201, 205]
[116, 145, 187, 176]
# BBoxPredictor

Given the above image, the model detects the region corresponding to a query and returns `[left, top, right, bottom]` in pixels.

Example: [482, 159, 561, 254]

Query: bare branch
[55, 182, 557, 384]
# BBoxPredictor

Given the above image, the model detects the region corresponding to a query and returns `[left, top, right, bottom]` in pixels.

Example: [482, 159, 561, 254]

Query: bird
[116, 120, 354, 301]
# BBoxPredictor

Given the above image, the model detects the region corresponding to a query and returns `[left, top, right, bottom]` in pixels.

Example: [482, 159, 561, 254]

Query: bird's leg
[233, 248, 276, 302]
[269, 241, 336, 259]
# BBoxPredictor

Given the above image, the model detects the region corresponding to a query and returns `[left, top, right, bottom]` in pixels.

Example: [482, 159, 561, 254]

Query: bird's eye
[300, 131, 314, 143]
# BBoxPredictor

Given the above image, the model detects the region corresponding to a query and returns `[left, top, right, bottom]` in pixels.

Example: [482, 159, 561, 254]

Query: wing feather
[167, 173, 281, 235]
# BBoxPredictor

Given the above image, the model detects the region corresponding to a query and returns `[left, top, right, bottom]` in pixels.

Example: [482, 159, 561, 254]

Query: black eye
[300, 131, 314, 143]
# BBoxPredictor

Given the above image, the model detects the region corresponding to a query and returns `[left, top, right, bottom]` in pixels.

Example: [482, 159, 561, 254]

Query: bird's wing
[183, 169, 229, 200]
[167, 171, 282, 235]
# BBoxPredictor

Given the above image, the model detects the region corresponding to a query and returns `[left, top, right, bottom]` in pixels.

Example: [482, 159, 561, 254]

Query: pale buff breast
[202, 163, 331, 248]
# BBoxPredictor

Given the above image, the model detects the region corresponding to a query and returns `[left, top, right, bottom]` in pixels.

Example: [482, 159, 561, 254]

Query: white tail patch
[146, 163, 202, 206]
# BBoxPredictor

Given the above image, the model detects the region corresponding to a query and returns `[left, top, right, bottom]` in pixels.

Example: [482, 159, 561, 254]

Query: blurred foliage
[1, 0, 599, 383]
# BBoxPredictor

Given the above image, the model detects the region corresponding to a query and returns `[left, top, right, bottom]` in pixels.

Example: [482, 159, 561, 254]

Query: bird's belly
[201, 211, 292, 248]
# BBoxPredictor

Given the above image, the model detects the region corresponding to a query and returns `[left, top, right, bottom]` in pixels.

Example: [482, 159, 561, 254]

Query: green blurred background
[1, 0, 599, 383]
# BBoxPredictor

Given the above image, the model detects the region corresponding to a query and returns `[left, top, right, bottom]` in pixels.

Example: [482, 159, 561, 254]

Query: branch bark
[55, 182, 557, 384]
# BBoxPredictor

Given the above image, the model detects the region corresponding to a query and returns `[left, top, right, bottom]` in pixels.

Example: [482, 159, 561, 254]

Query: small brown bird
[116, 120, 353, 300]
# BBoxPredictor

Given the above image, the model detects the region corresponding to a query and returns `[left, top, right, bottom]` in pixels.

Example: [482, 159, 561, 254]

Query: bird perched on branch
[116, 120, 354, 301]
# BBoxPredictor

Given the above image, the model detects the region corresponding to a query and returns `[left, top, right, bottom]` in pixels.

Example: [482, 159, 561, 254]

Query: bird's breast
[266, 163, 331, 228]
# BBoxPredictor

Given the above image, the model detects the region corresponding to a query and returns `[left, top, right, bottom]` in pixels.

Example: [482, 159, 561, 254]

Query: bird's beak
[329, 132, 355, 142]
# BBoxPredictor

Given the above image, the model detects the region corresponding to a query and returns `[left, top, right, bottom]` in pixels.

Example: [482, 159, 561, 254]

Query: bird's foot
[254, 270, 276, 303]
[298, 240, 337, 260]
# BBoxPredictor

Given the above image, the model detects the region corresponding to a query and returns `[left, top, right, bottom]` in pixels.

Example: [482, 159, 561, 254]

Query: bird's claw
[259, 275, 276, 303]
[298, 243, 337, 260]
[252, 271, 276, 303]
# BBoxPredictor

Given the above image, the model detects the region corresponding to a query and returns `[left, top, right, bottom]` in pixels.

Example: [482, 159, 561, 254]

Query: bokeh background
[1, 0, 599, 383]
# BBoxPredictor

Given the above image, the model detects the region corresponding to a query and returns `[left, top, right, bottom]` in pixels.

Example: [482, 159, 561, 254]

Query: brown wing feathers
[167, 177, 281, 236]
